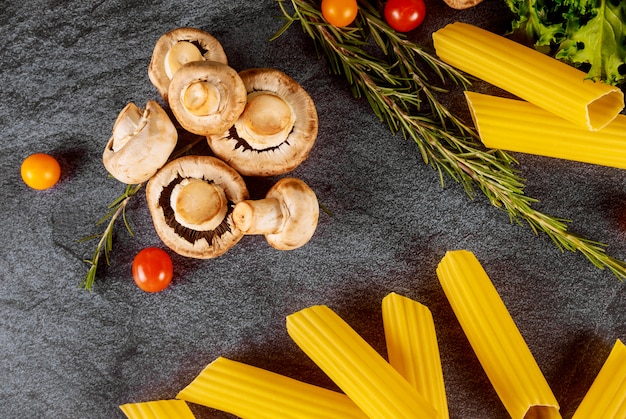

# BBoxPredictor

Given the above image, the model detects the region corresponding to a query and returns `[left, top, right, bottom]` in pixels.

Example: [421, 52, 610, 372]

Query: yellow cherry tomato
[21, 153, 61, 190]
[321, 0, 358, 27]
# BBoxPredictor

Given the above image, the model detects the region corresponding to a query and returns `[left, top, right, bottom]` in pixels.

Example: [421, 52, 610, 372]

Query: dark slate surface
[1, 0, 625, 418]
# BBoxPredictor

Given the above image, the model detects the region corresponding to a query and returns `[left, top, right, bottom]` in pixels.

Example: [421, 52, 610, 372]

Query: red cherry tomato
[384, 0, 426, 32]
[21, 153, 61, 190]
[321, 0, 358, 27]
[132, 247, 173, 293]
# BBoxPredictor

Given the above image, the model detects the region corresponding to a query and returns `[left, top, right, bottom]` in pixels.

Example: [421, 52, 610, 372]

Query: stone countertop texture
[1, 0, 625, 418]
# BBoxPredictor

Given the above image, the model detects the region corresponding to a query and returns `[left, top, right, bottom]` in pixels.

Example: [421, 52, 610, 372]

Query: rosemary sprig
[79, 182, 142, 291]
[273, 0, 626, 280]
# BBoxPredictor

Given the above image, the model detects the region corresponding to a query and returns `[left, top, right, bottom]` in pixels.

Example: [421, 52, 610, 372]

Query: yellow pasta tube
[119, 399, 195, 419]
[436, 250, 561, 419]
[176, 356, 367, 419]
[465, 91, 626, 169]
[286, 305, 438, 418]
[382, 292, 449, 419]
[432, 22, 624, 131]
[572, 339, 626, 418]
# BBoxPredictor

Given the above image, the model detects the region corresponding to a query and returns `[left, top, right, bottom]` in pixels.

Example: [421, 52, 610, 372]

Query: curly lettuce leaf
[504, 0, 564, 48]
[505, 0, 626, 85]
[556, 1, 626, 84]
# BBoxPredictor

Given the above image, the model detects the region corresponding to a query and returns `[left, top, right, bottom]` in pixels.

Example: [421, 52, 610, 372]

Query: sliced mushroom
[146, 155, 249, 259]
[148, 27, 228, 102]
[207, 68, 318, 177]
[168, 61, 247, 137]
[103, 100, 178, 184]
[232, 177, 319, 250]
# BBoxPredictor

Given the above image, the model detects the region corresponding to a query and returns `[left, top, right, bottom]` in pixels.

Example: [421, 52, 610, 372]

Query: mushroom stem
[231, 177, 318, 250]
[182, 81, 221, 116]
[232, 198, 284, 235]
[164, 40, 203, 79]
[171, 179, 228, 231]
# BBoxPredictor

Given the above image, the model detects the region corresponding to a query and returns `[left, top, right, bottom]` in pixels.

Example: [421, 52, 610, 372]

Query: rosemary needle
[273, 0, 626, 280]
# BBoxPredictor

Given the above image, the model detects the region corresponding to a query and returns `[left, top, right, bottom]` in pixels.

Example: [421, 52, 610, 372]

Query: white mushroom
[168, 61, 247, 137]
[207, 68, 319, 177]
[103, 100, 178, 184]
[146, 155, 249, 259]
[148, 27, 228, 102]
[232, 177, 319, 250]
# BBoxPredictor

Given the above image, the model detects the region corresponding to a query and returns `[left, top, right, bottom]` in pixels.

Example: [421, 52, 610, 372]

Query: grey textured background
[2, 0, 625, 418]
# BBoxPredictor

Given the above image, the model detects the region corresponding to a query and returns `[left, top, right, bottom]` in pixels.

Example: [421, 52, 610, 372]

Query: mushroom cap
[168, 61, 247, 137]
[146, 155, 249, 259]
[148, 27, 228, 102]
[103, 100, 178, 184]
[207, 68, 318, 177]
[265, 177, 319, 250]
[442, 0, 485, 9]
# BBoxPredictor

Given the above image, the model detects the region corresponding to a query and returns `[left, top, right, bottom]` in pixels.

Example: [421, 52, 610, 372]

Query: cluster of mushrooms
[102, 28, 320, 259]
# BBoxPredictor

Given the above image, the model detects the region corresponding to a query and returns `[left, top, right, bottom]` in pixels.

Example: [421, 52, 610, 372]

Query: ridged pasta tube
[465, 91, 626, 169]
[287, 305, 438, 418]
[436, 250, 561, 419]
[176, 356, 367, 419]
[433, 22, 624, 131]
[119, 399, 195, 419]
[382, 293, 449, 418]
[572, 339, 626, 418]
